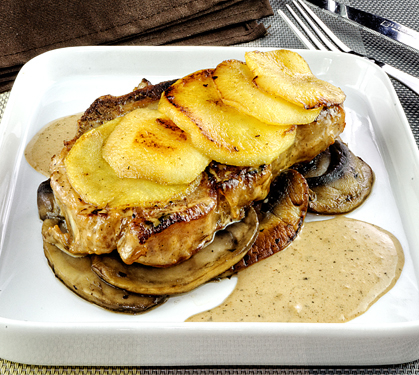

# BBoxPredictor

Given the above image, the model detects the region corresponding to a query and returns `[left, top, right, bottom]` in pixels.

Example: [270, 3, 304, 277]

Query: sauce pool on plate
[187, 217, 404, 323]
[25, 114, 81, 176]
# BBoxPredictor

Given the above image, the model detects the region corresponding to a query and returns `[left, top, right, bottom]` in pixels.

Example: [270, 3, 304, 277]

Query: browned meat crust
[76, 79, 176, 138]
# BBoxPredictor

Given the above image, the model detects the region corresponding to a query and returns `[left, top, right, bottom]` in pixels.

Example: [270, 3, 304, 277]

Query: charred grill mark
[134, 130, 176, 151]
[164, 75, 240, 154]
[156, 118, 188, 141]
[88, 209, 108, 217]
[285, 125, 296, 135]
[165, 88, 222, 147]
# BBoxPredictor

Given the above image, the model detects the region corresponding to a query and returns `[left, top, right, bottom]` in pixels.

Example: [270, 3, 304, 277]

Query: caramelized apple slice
[91, 207, 258, 295]
[64, 117, 201, 208]
[43, 220, 167, 314]
[158, 69, 296, 167]
[102, 108, 210, 185]
[245, 50, 346, 109]
[213, 59, 321, 125]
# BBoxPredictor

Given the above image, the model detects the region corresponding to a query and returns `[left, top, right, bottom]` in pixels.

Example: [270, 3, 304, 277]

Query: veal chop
[43, 76, 345, 268]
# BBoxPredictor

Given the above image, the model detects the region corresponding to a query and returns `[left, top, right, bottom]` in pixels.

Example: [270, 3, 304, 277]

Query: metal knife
[304, 0, 419, 51]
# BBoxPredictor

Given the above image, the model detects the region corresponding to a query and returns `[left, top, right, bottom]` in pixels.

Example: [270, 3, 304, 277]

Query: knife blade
[304, 0, 419, 51]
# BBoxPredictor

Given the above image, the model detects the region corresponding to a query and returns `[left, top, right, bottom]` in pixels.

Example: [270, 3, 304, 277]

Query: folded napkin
[0, 0, 273, 92]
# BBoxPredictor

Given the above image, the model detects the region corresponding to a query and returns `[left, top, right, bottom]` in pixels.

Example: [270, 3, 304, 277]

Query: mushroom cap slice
[222, 169, 309, 276]
[293, 139, 374, 214]
[37, 179, 61, 221]
[91, 207, 259, 295]
[42, 220, 167, 314]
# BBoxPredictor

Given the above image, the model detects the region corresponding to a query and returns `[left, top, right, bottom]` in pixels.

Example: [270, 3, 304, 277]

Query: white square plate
[1, 46, 419, 366]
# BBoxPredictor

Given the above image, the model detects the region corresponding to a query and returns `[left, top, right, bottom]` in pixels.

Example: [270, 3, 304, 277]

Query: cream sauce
[25, 114, 81, 176]
[187, 217, 404, 323]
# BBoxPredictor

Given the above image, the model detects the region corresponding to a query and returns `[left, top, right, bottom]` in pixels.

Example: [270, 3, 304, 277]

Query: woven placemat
[0, 90, 9, 121]
[0, 0, 418, 372]
[1, 363, 419, 374]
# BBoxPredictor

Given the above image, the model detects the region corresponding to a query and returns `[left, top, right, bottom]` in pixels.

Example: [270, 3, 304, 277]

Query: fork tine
[283, 5, 327, 51]
[295, 0, 351, 53]
[285, 4, 327, 51]
[291, 0, 340, 52]
[277, 9, 318, 50]
[279, 0, 419, 96]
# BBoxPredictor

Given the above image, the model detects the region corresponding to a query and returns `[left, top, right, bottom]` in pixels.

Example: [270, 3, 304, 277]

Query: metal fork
[278, 0, 419, 96]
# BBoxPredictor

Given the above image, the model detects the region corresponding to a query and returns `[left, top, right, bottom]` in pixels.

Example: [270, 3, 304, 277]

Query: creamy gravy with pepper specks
[187, 217, 404, 323]
[25, 114, 81, 176]
[25, 115, 404, 323]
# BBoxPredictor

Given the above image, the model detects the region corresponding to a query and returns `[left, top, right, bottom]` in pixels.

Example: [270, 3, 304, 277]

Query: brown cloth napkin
[0, 0, 273, 93]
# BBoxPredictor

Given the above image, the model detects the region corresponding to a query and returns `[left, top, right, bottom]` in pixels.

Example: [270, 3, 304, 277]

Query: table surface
[0, 0, 418, 373]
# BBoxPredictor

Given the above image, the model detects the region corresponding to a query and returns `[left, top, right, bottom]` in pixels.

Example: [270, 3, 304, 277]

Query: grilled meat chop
[44, 79, 346, 268]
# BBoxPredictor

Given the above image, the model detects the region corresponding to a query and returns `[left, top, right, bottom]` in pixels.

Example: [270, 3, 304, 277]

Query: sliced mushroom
[37, 180, 61, 221]
[91, 207, 259, 295]
[222, 169, 309, 276]
[43, 219, 167, 314]
[296, 149, 331, 179]
[293, 139, 374, 214]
